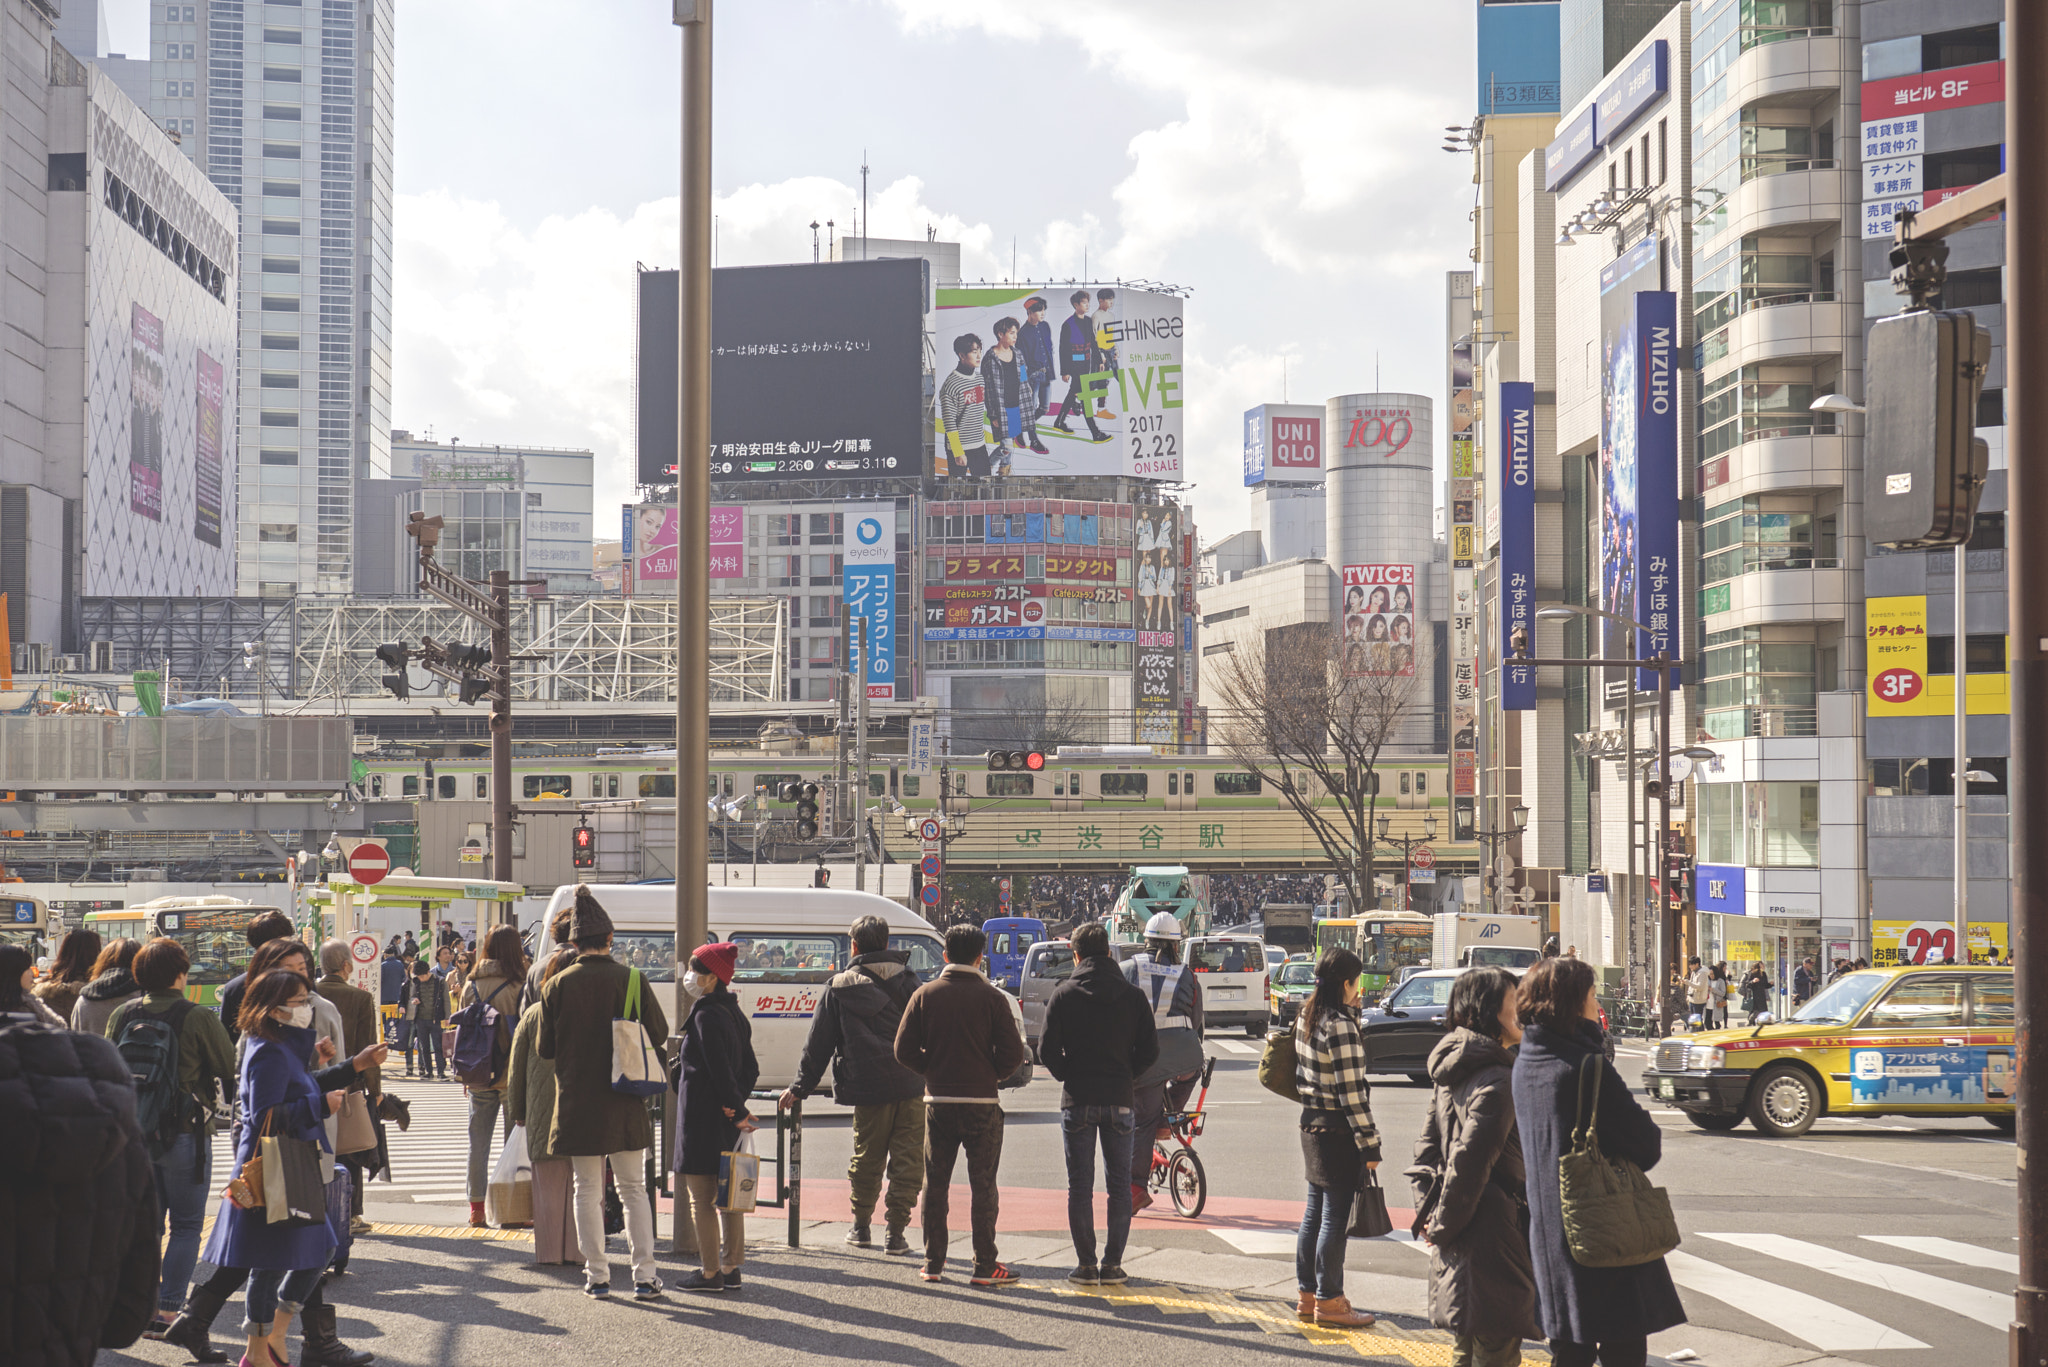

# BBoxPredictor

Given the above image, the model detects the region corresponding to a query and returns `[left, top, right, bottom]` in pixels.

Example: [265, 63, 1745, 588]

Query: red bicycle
[1147, 1056, 1215, 1218]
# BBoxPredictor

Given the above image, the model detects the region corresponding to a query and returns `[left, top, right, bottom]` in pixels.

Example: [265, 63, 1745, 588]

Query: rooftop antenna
[827, 218, 835, 259]
[809, 220, 820, 263]
[860, 152, 869, 259]
[1282, 356, 1289, 403]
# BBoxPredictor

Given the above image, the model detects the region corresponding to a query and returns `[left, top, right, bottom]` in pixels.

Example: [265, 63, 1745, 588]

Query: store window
[1748, 781, 1818, 867]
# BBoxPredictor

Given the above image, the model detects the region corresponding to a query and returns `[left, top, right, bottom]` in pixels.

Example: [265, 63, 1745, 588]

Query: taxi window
[1863, 975, 1967, 1029]
[1971, 976, 2014, 1028]
[1390, 975, 1455, 1009]
[1276, 962, 1317, 986]
[1192, 941, 1257, 973]
[730, 935, 844, 984]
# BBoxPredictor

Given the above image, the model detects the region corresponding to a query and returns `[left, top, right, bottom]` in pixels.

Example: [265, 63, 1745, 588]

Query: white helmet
[1143, 911, 1184, 940]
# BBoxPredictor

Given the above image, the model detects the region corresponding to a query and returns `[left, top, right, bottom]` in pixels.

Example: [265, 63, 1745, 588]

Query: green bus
[1315, 914, 1434, 1002]
[84, 897, 277, 1006]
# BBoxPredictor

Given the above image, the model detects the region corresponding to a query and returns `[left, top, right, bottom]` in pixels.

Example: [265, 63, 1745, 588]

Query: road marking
[1861, 1235, 2020, 1276]
[1702, 1233, 2011, 1329]
[1665, 1250, 1929, 1352]
[1210, 1228, 1298, 1256]
[1211, 1039, 1261, 1056]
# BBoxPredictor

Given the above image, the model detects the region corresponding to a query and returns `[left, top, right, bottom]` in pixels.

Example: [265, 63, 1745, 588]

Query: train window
[868, 774, 886, 796]
[1399, 772, 1411, 796]
[639, 774, 677, 798]
[368, 774, 384, 797]
[523, 775, 571, 799]
[901, 776, 921, 797]
[708, 777, 721, 798]
[401, 774, 418, 797]
[1214, 772, 1262, 796]
[1167, 773, 1178, 796]
[1053, 770, 1066, 796]
[437, 775, 456, 800]
[1101, 773, 1149, 798]
[590, 773, 602, 798]
[755, 773, 800, 799]
[475, 775, 489, 799]
[987, 774, 1035, 797]
[723, 773, 736, 798]
[1415, 772, 1428, 796]
[609, 775, 620, 798]
[1183, 771, 1194, 795]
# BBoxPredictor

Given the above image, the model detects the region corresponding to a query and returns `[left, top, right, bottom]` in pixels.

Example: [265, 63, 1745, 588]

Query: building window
[258, 524, 297, 542]
[1750, 781, 1819, 867]
[258, 449, 297, 465]
[1926, 634, 2007, 676]
[1700, 625, 1820, 739]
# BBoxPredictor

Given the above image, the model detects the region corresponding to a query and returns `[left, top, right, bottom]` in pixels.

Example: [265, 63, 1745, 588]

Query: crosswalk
[1369, 1227, 2012, 1355]
[208, 1079, 494, 1207]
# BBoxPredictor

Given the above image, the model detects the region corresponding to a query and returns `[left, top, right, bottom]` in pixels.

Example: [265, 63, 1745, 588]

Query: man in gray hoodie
[781, 915, 926, 1255]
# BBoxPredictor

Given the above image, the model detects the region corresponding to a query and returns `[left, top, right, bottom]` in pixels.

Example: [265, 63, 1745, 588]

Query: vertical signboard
[1633, 292, 1680, 691]
[1135, 505, 1180, 743]
[1341, 564, 1418, 677]
[193, 349, 224, 547]
[843, 503, 897, 700]
[1499, 381, 1535, 710]
[1598, 239, 1656, 681]
[129, 303, 165, 521]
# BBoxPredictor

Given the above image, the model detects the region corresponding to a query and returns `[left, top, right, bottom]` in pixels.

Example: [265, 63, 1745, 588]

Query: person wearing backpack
[455, 925, 529, 1229]
[105, 937, 235, 1343]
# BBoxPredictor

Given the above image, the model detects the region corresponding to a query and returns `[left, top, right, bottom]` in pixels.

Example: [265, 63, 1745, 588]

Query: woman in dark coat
[1407, 966, 1538, 1365]
[201, 969, 348, 1367]
[1512, 958, 1685, 1367]
[671, 943, 759, 1293]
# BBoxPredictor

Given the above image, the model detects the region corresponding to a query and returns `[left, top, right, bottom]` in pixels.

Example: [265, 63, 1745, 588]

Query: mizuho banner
[843, 503, 896, 700]
[1499, 381, 1535, 710]
[1598, 239, 1679, 690]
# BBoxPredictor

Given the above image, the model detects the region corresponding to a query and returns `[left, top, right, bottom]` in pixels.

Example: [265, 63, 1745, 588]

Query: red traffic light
[1023, 751, 1045, 771]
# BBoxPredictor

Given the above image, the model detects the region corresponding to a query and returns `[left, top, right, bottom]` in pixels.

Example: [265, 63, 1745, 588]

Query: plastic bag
[717, 1130, 759, 1213]
[485, 1125, 534, 1226]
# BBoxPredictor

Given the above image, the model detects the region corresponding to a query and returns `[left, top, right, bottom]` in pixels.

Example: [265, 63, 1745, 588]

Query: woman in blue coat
[670, 943, 759, 1293]
[202, 969, 350, 1367]
[1512, 957, 1685, 1367]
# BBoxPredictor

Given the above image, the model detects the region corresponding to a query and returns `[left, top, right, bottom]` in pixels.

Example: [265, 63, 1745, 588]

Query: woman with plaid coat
[1293, 946, 1382, 1330]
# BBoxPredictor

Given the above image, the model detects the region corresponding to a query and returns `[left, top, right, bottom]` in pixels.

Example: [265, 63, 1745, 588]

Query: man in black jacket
[1039, 922, 1159, 1286]
[781, 914, 926, 1255]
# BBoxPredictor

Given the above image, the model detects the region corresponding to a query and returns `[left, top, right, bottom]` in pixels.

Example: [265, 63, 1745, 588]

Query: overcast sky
[109, 0, 1480, 544]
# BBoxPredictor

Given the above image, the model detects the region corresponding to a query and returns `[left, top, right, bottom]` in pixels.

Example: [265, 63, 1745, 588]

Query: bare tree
[971, 684, 1102, 753]
[1210, 620, 1422, 917]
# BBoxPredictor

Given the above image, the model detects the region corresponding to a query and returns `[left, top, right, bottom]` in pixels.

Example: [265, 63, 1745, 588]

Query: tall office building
[150, 0, 395, 595]
[1559, 0, 1682, 110]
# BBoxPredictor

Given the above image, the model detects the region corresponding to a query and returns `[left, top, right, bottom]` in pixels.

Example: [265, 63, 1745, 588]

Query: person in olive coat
[506, 946, 577, 1265]
[671, 942, 760, 1292]
[1512, 957, 1685, 1367]
[537, 887, 669, 1299]
[1407, 967, 1538, 1366]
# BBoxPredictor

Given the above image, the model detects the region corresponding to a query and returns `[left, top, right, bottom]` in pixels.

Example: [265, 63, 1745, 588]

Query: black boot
[298, 1303, 374, 1367]
[162, 1285, 231, 1365]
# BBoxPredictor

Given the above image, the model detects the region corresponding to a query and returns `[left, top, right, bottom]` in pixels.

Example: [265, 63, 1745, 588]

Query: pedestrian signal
[571, 825, 595, 871]
[790, 782, 821, 840]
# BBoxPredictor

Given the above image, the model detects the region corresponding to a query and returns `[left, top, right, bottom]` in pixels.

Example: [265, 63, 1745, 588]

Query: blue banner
[844, 562, 896, 697]
[1632, 291, 1680, 691]
[1596, 39, 1668, 145]
[1499, 380, 1536, 711]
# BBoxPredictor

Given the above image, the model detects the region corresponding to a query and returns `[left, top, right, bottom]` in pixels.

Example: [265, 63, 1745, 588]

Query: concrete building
[1199, 529, 1263, 586]
[1, 5, 239, 656]
[831, 234, 960, 287]
[150, 0, 396, 597]
[1560, 0, 1683, 110]
[1194, 557, 1334, 717]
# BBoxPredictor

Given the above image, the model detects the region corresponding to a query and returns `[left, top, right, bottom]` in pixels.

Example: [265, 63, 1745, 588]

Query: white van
[1187, 933, 1271, 1037]
[538, 884, 1024, 1092]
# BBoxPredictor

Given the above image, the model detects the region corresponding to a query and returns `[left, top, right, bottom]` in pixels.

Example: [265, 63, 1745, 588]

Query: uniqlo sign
[1860, 60, 2004, 120]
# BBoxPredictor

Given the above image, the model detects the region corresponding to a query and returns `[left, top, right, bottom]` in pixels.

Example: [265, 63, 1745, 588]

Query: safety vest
[1132, 958, 1194, 1031]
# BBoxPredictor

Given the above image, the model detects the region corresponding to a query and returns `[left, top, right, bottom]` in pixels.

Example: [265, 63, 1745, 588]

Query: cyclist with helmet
[1122, 911, 1204, 1212]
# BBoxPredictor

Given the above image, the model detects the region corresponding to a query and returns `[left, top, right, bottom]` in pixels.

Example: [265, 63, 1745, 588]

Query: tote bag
[612, 969, 667, 1096]
[717, 1131, 759, 1213]
[258, 1109, 328, 1230]
[1558, 1056, 1681, 1267]
[335, 1090, 377, 1155]
[1348, 1166, 1394, 1239]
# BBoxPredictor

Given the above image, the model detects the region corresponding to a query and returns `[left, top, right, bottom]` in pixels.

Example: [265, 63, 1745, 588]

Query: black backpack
[116, 998, 197, 1156]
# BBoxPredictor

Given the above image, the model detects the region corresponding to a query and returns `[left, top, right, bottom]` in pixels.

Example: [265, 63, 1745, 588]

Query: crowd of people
[1206, 872, 1330, 928]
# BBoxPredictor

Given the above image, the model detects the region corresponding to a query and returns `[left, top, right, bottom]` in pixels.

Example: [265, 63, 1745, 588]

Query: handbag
[225, 1150, 265, 1210]
[717, 1131, 759, 1213]
[257, 1107, 328, 1229]
[1558, 1055, 1681, 1267]
[335, 1090, 377, 1155]
[611, 969, 666, 1097]
[1348, 1166, 1394, 1239]
[1257, 1026, 1302, 1102]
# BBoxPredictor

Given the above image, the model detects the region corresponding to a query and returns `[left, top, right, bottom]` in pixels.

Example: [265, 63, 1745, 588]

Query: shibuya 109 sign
[1337, 402, 1422, 461]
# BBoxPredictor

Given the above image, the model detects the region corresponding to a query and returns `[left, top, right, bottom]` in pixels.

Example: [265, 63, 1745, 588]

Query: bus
[1315, 914, 1434, 1001]
[3, 894, 48, 959]
[83, 897, 278, 1006]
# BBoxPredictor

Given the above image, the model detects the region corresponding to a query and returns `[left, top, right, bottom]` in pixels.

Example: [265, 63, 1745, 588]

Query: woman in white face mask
[200, 967, 373, 1367]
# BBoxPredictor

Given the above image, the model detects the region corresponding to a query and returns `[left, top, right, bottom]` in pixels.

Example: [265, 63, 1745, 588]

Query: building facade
[150, 0, 395, 597]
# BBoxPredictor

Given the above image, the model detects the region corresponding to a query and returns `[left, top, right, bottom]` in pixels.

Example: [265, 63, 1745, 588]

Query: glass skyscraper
[149, 0, 394, 595]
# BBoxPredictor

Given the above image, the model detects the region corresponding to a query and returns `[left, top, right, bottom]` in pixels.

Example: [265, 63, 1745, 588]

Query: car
[1187, 933, 1271, 1036]
[1640, 964, 2014, 1137]
[1356, 965, 1535, 1082]
[1264, 944, 1288, 972]
[1268, 957, 1317, 1027]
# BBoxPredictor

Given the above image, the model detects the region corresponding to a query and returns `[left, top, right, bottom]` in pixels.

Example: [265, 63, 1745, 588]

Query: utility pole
[672, 0, 712, 966]
[855, 616, 869, 892]
[2008, 0, 2045, 1357]
[490, 571, 513, 884]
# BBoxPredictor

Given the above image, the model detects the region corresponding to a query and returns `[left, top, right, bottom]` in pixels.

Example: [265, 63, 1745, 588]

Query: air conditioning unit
[89, 641, 113, 671]
[57, 654, 87, 673]
[14, 642, 48, 674]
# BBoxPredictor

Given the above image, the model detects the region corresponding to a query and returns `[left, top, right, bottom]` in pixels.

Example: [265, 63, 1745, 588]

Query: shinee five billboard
[634, 259, 927, 485]
[931, 284, 1183, 482]
[1598, 237, 1679, 690]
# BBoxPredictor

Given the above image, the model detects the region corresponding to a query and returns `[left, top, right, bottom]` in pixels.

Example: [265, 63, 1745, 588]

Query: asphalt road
[115, 1030, 2018, 1367]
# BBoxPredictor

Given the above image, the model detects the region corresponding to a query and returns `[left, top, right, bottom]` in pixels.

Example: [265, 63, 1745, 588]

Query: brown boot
[1296, 1290, 1316, 1322]
[1314, 1296, 1375, 1328]
[469, 1202, 487, 1228]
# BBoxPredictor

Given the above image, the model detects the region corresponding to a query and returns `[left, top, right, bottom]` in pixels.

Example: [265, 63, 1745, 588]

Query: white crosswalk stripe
[1211, 1039, 1261, 1057]
[1701, 1231, 2012, 1329]
[1664, 1250, 1929, 1352]
[1862, 1234, 2021, 1276]
[208, 1081, 498, 1206]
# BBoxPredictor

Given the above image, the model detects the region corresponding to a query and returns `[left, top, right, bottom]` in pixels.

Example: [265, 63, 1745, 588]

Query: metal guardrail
[654, 1084, 804, 1250]
[0, 715, 353, 788]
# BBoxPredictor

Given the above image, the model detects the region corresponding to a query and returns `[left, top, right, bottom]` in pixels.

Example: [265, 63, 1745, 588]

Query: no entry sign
[348, 842, 391, 885]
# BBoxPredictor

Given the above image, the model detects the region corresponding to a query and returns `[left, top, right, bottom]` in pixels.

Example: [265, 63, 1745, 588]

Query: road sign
[1409, 867, 1437, 884]
[1411, 847, 1436, 870]
[347, 932, 380, 995]
[920, 884, 942, 906]
[998, 876, 1012, 895]
[919, 818, 943, 842]
[920, 854, 940, 877]
[347, 841, 391, 885]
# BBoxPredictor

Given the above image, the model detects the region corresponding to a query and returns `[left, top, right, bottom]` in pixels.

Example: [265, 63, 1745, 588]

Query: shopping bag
[611, 970, 666, 1097]
[486, 1126, 535, 1226]
[1348, 1166, 1394, 1239]
[335, 1090, 377, 1155]
[717, 1131, 759, 1213]
[327, 1166, 355, 1254]
[258, 1112, 328, 1229]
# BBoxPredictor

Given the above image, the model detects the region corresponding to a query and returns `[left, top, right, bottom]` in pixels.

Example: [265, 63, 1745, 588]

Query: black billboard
[635, 258, 926, 485]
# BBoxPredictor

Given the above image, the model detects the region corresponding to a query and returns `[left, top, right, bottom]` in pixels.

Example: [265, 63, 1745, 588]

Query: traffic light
[458, 675, 493, 706]
[986, 750, 1046, 771]
[793, 782, 821, 840]
[571, 824, 595, 871]
[1865, 308, 1991, 549]
[445, 643, 491, 671]
[375, 642, 410, 700]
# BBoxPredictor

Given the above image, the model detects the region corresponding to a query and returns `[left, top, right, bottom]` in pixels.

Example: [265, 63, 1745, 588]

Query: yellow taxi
[1268, 956, 1317, 1027]
[1639, 965, 2014, 1137]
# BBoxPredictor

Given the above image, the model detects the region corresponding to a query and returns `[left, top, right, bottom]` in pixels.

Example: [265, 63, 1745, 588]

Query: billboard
[1596, 39, 1667, 144]
[130, 304, 165, 521]
[843, 502, 897, 699]
[627, 503, 743, 589]
[1476, 0, 1561, 114]
[1598, 237, 1680, 689]
[1243, 403, 1324, 486]
[1135, 505, 1180, 742]
[1341, 564, 1417, 678]
[193, 349, 223, 547]
[1499, 381, 1535, 710]
[1545, 104, 1599, 192]
[1867, 594, 2010, 717]
[931, 285, 1183, 482]
[1336, 401, 1422, 463]
[634, 259, 926, 485]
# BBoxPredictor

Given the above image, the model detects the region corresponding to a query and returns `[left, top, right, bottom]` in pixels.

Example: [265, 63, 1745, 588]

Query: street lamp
[1373, 814, 1437, 914]
[1470, 805, 1527, 915]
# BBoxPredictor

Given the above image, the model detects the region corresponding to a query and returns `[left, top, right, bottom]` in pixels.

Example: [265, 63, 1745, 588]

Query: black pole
[490, 570, 512, 890]
[1658, 660, 1674, 1035]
